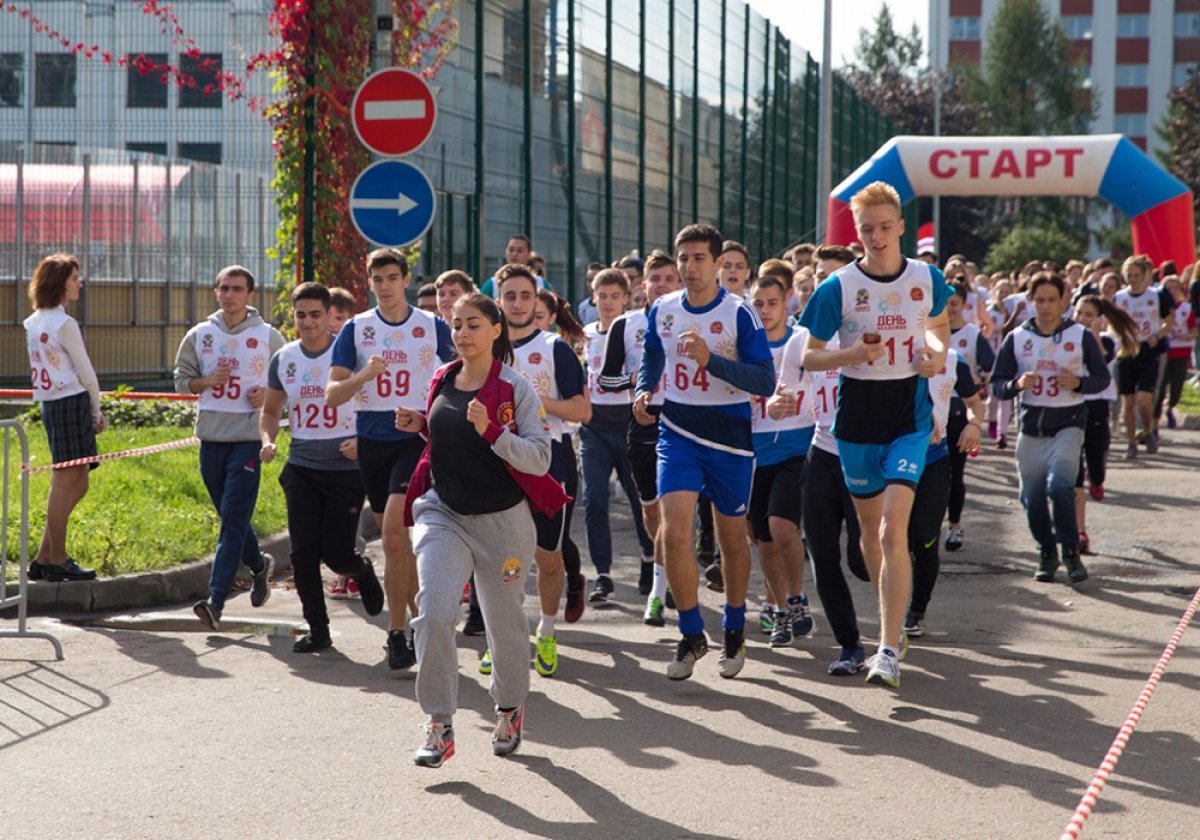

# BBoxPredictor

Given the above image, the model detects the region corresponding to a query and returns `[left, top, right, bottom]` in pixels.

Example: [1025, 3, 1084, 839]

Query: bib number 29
[31, 368, 52, 391]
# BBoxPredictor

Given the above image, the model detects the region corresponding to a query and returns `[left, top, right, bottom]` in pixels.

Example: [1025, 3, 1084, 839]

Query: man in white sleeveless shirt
[174, 265, 285, 630]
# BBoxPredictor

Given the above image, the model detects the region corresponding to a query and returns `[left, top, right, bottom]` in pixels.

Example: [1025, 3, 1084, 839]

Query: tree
[854, 3, 922, 75]
[1157, 70, 1200, 226]
[983, 223, 1087, 274]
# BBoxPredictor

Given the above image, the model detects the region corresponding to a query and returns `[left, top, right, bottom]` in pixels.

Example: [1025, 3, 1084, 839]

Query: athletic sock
[651, 564, 668, 600]
[678, 605, 704, 637]
[878, 644, 898, 660]
[723, 603, 746, 632]
[538, 614, 556, 638]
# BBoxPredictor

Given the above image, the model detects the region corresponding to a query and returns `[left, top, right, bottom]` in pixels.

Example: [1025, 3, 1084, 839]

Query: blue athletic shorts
[836, 427, 930, 498]
[656, 424, 755, 517]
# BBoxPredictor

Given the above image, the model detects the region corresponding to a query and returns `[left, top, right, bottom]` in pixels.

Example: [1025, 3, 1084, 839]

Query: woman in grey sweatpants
[397, 293, 557, 768]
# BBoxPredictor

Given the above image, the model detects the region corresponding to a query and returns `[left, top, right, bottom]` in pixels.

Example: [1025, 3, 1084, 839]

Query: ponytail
[536, 288, 585, 349]
[1080, 294, 1140, 359]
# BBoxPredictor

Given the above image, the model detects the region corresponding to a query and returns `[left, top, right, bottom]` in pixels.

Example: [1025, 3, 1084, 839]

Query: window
[1114, 113, 1147, 137]
[179, 52, 222, 109]
[1115, 64, 1148, 88]
[34, 53, 76, 107]
[1176, 12, 1200, 37]
[0, 53, 22, 107]
[1062, 15, 1093, 40]
[1174, 63, 1197, 87]
[177, 142, 221, 164]
[1117, 14, 1149, 37]
[127, 53, 168, 108]
[949, 16, 980, 40]
[126, 142, 168, 156]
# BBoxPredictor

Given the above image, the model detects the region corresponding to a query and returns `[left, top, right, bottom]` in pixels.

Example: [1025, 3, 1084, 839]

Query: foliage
[3, 427, 288, 575]
[983, 223, 1087, 275]
[854, 3, 923, 75]
[21, 389, 198, 428]
[1156, 70, 1200, 227]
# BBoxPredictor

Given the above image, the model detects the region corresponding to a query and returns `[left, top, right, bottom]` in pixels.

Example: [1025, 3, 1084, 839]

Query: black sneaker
[463, 604, 486, 636]
[704, 562, 725, 593]
[1034, 546, 1059, 583]
[293, 630, 333, 653]
[250, 553, 274, 608]
[589, 575, 614, 604]
[193, 599, 222, 631]
[354, 560, 385, 617]
[666, 632, 709, 680]
[28, 561, 44, 581]
[1063, 545, 1089, 584]
[387, 628, 417, 670]
[638, 561, 654, 596]
[42, 558, 97, 582]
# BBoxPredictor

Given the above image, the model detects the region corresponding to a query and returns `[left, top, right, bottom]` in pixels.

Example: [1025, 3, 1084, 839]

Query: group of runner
[21, 179, 1197, 768]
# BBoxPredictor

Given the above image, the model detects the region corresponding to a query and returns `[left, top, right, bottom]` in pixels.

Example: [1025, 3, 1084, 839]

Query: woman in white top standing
[23, 253, 104, 582]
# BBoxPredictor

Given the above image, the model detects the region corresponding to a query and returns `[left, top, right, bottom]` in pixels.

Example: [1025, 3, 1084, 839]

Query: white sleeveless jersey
[753, 327, 815, 436]
[836, 259, 936, 381]
[275, 341, 355, 440]
[811, 335, 842, 456]
[654, 289, 757, 406]
[584, 322, 630, 407]
[929, 348, 961, 439]
[1012, 322, 1087, 409]
[619, 309, 666, 407]
[512, 330, 574, 437]
[195, 322, 271, 413]
[24, 307, 85, 401]
[962, 290, 980, 325]
[951, 322, 983, 375]
[351, 307, 441, 412]
[1169, 301, 1193, 350]
[1088, 332, 1118, 403]
[1114, 287, 1163, 343]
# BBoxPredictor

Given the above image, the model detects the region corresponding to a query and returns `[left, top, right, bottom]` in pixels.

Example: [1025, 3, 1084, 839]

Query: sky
[747, 0, 929, 69]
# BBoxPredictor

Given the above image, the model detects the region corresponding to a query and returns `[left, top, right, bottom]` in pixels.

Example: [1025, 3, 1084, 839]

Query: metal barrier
[0, 420, 64, 660]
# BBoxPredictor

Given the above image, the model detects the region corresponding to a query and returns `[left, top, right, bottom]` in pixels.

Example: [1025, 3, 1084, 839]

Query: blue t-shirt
[330, 307, 454, 441]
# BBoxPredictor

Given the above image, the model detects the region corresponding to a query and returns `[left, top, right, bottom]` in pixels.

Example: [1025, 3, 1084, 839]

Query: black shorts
[628, 439, 658, 503]
[533, 501, 567, 552]
[356, 436, 425, 513]
[747, 455, 805, 542]
[42, 391, 99, 470]
[1115, 350, 1161, 395]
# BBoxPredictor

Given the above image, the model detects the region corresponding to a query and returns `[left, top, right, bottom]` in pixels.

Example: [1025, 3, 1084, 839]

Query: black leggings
[561, 435, 582, 581]
[946, 410, 969, 524]
[908, 455, 950, 619]
[1154, 356, 1190, 419]
[803, 446, 867, 651]
[1076, 399, 1112, 488]
[279, 463, 371, 631]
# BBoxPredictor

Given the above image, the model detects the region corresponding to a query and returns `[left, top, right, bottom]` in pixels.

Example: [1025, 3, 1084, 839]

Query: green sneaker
[534, 635, 558, 677]
[643, 597, 665, 627]
[479, 648, 493, 675]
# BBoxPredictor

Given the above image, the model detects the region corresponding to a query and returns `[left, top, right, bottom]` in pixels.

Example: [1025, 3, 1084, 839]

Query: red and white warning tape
[1060, 583, 1200, 840]
[22, 436, 200, 473]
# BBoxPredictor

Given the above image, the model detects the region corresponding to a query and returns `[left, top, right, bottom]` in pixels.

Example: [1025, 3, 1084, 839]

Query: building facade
[933, 0, 1200, 154]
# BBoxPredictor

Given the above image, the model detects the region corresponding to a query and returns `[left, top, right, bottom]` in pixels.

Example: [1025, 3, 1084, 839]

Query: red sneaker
[462, 581, 472, 604]
[330, 576, 350, 599]
[564, 573, 586, 623]
[1089, 483, 1104, 502]
[346, 578, 360, 598]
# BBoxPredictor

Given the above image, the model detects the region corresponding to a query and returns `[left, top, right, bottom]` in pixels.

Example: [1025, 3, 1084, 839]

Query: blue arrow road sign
[349, 160, 437, 248]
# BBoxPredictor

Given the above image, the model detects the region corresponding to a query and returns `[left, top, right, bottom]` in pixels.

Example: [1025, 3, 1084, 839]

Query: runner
[799, 181, 952, 689]
[1112, 254, 1175, 458]
[327, 248, 454, 670]
[24, 253, 102, 582]
[327, 285, 363, 602]
[1072, 295, 1138, 551]
[752, 272, 817, 648]
[495, 264, 588, 677]
[1155, 275, 1195, 430]
[581, 268, 655, 603]
[718, 240, 753, 299]
[905, 348, 985, 639]
[990, 272, 1112, 584]
[596, 249, 682, 626]
[985, 278, 1015, 447]
[635, 223, 775, 680]
[943, 281, 996, 552]
[399, 293, 567, 768]
[259, 283, 385, 652]
[435, 269, 475, 321]
[416, 283, 438, 313]
[174, 265, 285, 630]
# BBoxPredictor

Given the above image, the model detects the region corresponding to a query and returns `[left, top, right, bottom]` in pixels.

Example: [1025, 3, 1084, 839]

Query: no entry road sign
[349, 159, 437, 248]
[352, 68, 437, 157]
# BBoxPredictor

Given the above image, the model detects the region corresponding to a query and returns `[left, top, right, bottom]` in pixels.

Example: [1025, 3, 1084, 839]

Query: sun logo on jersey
[915, 307, 930, 330]
[937, 380, 953, 404]
[219, 338, 238, 357]
[418, 344, 436, 370]
[382, 331, 400, 349]
[248, 354, 267, 378]
[501, 557, 522, 583]
[879, 291, 902, 314]
[530, 369, 552, 397]
[715, 337, 737, 359]
[44, 348, 62, 369]
[303, 365, 322, 386]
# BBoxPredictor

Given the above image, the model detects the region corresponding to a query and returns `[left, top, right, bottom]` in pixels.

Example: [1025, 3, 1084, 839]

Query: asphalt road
[2, 426, 1198, 839]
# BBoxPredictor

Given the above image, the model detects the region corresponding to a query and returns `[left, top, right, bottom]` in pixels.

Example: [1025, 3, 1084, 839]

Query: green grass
[1176, 379, 1200, 416]
[4, 425, 290, 577]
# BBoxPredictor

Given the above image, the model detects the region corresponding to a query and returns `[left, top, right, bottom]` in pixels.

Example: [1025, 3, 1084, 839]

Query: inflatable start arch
[827, 135, 1197, 269]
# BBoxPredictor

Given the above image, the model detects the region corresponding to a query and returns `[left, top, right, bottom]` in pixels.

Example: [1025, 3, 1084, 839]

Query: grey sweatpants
[411, 489, 535, 725]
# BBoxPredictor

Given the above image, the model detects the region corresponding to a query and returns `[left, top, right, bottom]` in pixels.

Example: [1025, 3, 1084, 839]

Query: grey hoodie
[174, 307, 286, 442]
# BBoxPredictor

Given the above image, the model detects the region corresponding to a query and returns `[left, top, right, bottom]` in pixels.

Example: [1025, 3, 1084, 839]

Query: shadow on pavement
[0, 663, 108, 752]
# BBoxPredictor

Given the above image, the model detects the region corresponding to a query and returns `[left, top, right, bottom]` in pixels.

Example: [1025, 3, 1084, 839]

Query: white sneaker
[866, 650, 901, 688]
[717, 628, 746, 679]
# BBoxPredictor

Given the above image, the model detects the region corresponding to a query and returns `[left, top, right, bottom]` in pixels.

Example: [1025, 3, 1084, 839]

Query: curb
[5, 530, 292, 616]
